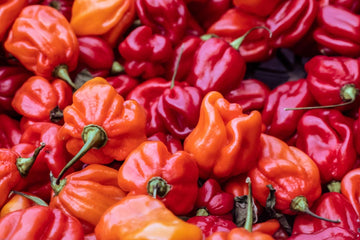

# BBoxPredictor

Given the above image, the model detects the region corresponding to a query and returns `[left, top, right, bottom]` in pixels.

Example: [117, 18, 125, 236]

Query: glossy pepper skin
[50, 164, 127, 235]
[11, 76, 73, 123]
[291, 192, 360, 237]
[59, 77, 147, 164]
[0, 205, 84, 239]
[295, 109, 356, 183]
[147, 132, 183, 154]
[4, 5, 79, 85]
[118, 140, 199, 215]
[205, 227, 275, 240]
[305, 55, 360, 110]
[0, 66, 32, 116]
[248, 134, 322, 215]
[184, 91, 262, 180]
[288, 226, 358, 240]
[95, 194, 203, 240]
[0, 114, 21, 149]
[232, 0, 282, 17]
[0, 193, 35, 217]
[71, 0, 135, 47]
[262, 78, 317, 141]
[41, 0, 73, 21]
[118, 25, 173, 79]
[106, 74, 139, 97]
[314, 5, 360, 57]
[341, 168, 360, 217]
[0, 0, 28, 42]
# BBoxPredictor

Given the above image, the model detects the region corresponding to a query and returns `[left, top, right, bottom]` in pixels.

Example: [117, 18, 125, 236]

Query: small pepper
[95, 194, 203, 240]
[117, 140, 199, 215]
[0, 114, 21, 149]
[341, 168, 360, 217]
[0, 0, 28, 42]
[4, 5, 79, 88]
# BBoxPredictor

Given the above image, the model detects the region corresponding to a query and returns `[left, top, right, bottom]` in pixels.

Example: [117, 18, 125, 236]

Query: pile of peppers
[1, 0, 360, 239]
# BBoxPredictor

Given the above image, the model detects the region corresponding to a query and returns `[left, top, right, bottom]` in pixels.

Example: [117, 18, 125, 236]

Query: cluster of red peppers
[1, 0, 360, 239]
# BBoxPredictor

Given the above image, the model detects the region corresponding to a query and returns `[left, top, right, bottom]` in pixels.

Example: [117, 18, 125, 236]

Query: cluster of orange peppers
[1, 0, 360, 239]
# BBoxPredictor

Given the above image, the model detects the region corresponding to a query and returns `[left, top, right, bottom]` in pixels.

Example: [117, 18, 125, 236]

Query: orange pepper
[184, 91, 262, 181]
[71, 0, 136, 47]
[0, 0, 27, 41]
[0, 193, 35, 217]
[95, 194, 203, 240]
[206, 228, 275, 240]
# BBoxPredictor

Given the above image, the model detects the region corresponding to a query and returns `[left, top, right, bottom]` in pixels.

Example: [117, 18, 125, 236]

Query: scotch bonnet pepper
[184, 91, 262, 181]
[341, 168, 360, 217]
[0, 0, 28, 42]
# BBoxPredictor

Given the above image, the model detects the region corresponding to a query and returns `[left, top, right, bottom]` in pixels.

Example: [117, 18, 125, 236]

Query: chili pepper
[118, 25, 173, 79]
[288, 226, 359, 240]
[95, 194, 203, 240]
[0, 114, 21, 149]
[187, 215, 237, 239]
[224, 79, 270, 114]
[319, 0, 360, 12]
[11, 76, 73, 123]
[50, 164, 127, 235]
[252, 219, 281, 236]
[147, 132, 183, 154]
[0, 192, 35, 217]
[314, 5, 360, 57]
[4, 5, 79, 89]
[0, 205, 84, 239]
[71, 0, 136, 47]
[0, 66, 33, 116]
[41, 0, 73, 21]
[341, 168, 360, 217]
[262, 78, 317, 141]
[304, 55, 360, 110]
[265, 0, 318, 49]
[118, 140, 199, 215]
[136, 0, 188, 45]
[232, 0, 283, 17]
[292, 192, 360, 236]
[184, 91, 262, 180]
[295, 109, 357, 183]
[195, 178, 234, 216]
[0, 0, 28, 42]
[206, 8, 273, 62]
[248, 133, 322, 215]
[106, 74, 139, 97]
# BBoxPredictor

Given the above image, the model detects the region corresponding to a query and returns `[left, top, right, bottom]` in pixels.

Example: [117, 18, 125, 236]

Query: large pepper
[341, 168, 360, 217]
[248, 133, 322, 215]
[314, 5, 360, 57]
[0, 205, 84, 239]
[0, 114, 21, 149]
[117, 140, 199, 215]
[261, 78, 316, 141]
[50, 164, 127, 235]
[184, 91, 262, 180]
[4, 5, 79, 88]
[0, 0, 28, 42]
[0, 66, 32, 116]
[95, 194, 203, 240]
[295, 109, 357, 183]
[291, 192, 360, 237]
[118, 25, 173, 79]
[70, 0, 136, 47]
[11, 76, 73, 123]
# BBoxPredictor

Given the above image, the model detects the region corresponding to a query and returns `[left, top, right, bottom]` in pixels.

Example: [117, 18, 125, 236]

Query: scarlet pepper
[319, 0, 360, 12]
[117, 140, 199, 215]
[147, 132, 183, 154]
[341, 168, 360, 217]
[70, 0, 136, 47]
[184, 91, 262, 180]
[4, 5, 79, 88]
[106, 74, 139, 97]
[41, 0, 73, 21]
[118, 25, 173, 79]
[0, 0, 28, 42]
[295, 109, 357, 183]
[0, 114, 21, 149]
[0, 66, 32, 116]
[287, 227, 359, 240]
[95, 194, 203, 240]
[11, 76, 73, 123]
[232, 0, 283, 17]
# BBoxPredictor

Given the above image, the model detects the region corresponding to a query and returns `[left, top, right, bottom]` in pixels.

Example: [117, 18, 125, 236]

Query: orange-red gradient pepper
[184, 91, 262, 181]
[0, 0, 27, 42]
[341, 168, 360, 217]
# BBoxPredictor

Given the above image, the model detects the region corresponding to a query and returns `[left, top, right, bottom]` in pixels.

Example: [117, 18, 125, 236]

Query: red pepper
[41, 0, 73, 21]
[295, 109, 357, 183]
[11, 76, 73, 123]
[195, 178, 234, 216]
[118, 25, 173, 79]
[291, 192, 360, 237]
[0, 114, 21, 149]
[117, 140, 199, 215]
[224, 79, 271, 114]
[147, 132, 183, 154]
[288, 226, 359, 240]
[319, 0, 360, 12]
[106, 74, 139, 97]
[262, 78, 316, 141]
[136, 0, 188, 44]
[314, 5, 360, 57]
[232, 0, 283, 17]
[341, 168, 360, 217]
[0, 0, 28, 42]
[0, 66, 33, 116]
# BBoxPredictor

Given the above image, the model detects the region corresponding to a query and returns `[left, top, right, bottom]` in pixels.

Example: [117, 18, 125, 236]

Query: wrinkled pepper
[0, 0, 28, 42]
[341, 168, 360, 217]
[106, 74, 139, 97]
[184, 91, 262, 180]
[0, 114, 21, 149]
[4, 5, 79, 88]
[95, 194, 203, 240]
[147, 132, 183, 154]
[232, 0, 282, 17]
[288, 226, 359, 240]
[117, 140, 199, 215]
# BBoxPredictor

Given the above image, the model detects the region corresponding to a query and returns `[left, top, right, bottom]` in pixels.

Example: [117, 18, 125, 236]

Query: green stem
[244, 177, 253, 232]
[327, 181, 341, 193]
[11, 190, 48, 206]
[53, 64, 76, 89]
[230, 26, 272, 50]
[170, 44, 184, 89]
[147, 177, 171, 198]
[196, 207, 209, 216]
[111, 61, 125, 75]
[16, 143, 45, 177]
